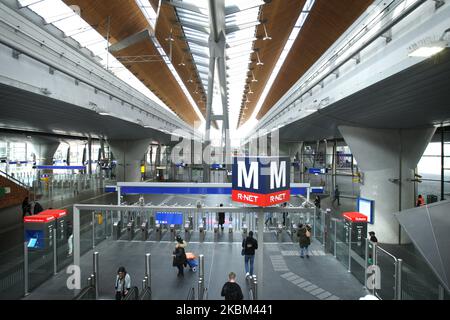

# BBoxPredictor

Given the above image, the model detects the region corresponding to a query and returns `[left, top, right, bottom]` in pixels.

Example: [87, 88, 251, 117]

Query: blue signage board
[25, 230, 44, 249]
[308, 168, 327, 174]
[35, 165, 86, 170]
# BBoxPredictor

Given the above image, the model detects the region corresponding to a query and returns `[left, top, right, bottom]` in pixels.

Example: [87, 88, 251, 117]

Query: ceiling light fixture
[178, 55, 186, 66]
[409, 29, 449, 58]
[262, 23, 272, 41]
[256, 51, 264, 66]
[251, 72, 258, 82]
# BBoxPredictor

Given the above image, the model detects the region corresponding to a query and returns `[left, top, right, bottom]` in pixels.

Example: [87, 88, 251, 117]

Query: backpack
[305, 228, 311, 238]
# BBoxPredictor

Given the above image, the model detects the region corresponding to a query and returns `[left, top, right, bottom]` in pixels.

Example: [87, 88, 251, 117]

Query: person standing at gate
[242, 231, 258, 278]
[218, 203, 225, 232]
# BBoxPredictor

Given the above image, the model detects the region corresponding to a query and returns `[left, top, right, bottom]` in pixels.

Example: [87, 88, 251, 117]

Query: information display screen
[25, 230, 44, 249]
[357, 198, 374, 224]
[155, 212, 183, 225]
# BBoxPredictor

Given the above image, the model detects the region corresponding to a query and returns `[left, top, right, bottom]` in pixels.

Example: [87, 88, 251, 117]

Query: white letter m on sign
[270, 161, 286, 189]
[237, 161, 258, 189]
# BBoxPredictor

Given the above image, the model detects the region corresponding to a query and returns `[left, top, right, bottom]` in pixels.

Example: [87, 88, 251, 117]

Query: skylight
[17, 0, 180, 119]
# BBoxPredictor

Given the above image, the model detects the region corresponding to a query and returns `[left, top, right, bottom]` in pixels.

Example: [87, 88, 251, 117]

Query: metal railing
[0, 169, 30, 190]
[186, 287, 195, 300]
[122, 286, 139, 300]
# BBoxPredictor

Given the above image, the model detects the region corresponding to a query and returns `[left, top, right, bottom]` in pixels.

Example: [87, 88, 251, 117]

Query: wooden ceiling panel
[237, 0, 306, 126]
[254, 0, 374, 121]
[155, 3, 207, 114]
[63, 0, 201, 126]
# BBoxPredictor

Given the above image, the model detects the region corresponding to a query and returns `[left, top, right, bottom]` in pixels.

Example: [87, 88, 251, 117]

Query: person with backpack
[221, 272, 243, 300]
[115, 266, 131, 300]
[242, 231, 258, 278]
[173, 239, 187, 277]
[297, 224, 312, 258]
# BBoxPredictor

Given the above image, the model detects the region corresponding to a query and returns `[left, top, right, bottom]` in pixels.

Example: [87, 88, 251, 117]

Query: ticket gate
[127, 220, 135, 240]
[113, 220, 122, 240]
[141, 221, 149, 240]
[155, 223, 162, 241]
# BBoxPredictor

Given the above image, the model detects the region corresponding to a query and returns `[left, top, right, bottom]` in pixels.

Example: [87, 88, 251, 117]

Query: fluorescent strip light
[408, 42, 447, 57]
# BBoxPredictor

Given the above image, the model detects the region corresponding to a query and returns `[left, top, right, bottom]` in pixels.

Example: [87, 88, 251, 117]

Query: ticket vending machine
[24, 214, 56, 251]
[37, 209, 68, 246]
[342, 212, 368, 257]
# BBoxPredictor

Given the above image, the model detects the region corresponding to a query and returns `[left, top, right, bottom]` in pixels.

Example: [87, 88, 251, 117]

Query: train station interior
[1, 0, 450, 301]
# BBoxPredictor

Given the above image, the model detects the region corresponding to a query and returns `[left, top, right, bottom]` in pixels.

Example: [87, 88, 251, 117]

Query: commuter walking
[416, 194, 425, 207]
[173, 240, 187, 277]
[221, 272, 243, 300]
[22, 196, 31, 218]
[115, 266, 131, 300]
[314, 195, 321, 209]
[242, 231, 258, 278]
[218, 203, 225, 232]
[332, 186, 340, 206]
[282, 202, 288, 227]
[298, 224, 312, 258]
[264, 212, 273, 227]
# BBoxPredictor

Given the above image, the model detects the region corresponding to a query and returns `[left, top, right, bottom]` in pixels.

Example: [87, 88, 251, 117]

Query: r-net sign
[231, 157, 290, 206]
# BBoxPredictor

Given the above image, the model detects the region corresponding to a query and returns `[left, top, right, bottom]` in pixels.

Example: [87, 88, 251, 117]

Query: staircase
[0, 170, 30, 209]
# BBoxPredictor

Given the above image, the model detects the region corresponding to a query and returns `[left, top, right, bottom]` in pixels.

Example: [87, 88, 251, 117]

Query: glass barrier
[28, 237, 54, 291]
[374, 246, 396, 300]
[335, 219, 349, 270]
[349, 238, 366, 285]
[0, 243, 25, 300]
[401, 260, 440, 300]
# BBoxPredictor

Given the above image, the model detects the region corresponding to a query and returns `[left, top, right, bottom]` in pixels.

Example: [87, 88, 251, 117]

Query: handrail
[186, 287, 195, 300]
[0, 169, 30, 190]
[73, 285, 95, 300]
[122, 286, 139, 300]
[376, 244, 398, 262]
[139, 286, 152, 300]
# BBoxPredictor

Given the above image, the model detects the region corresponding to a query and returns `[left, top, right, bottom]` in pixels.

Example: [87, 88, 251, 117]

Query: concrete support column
[31, 137, 60, 166]
[108, 139, 150, 182]
[339, 126, 436, 244]
[88, 138, 92, 176]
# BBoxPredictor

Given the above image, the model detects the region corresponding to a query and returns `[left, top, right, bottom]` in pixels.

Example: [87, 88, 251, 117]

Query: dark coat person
[221, 272, 243, 300]
[297, 224, 311, 248]
[22, 197, 31, 218]
[173, 246, 187, 277]
[297, 224, 312, 258]
[33, 202, 44, 215]
[218, 203, 225, 231]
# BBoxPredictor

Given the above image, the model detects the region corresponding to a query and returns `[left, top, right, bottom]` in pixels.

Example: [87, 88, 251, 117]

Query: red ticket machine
[342, 212, 368, 256]
[37, 209, 68, 245]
